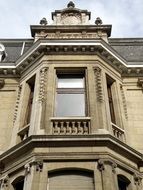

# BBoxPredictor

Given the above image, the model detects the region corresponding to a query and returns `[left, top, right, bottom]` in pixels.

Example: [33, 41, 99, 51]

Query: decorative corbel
[0, 175, 9, 188]
[134, 173, 142, 186]
[97, 159, 105, 171]
[24, 163, 31, 176]
[35, 160, 43, 172]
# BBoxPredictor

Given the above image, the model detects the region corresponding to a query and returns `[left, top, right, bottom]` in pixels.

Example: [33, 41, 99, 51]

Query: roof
[0, 39, 34, 63]
[109, 38, 143, 65]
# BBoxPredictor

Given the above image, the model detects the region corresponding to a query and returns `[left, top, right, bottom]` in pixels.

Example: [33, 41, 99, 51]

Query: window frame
[55, 70, 87, 117]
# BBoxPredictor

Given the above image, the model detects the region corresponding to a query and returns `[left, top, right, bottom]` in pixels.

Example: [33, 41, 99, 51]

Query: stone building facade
[0, 2, 143, 190]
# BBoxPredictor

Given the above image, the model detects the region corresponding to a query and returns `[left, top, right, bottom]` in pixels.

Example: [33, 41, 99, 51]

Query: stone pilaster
[24, 160, 43, 190]
[93, 67, 107, 131]
[97, 159, 118, 190]
[29, 67, 48, 135]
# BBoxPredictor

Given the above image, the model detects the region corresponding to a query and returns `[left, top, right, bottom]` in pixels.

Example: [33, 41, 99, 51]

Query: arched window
[117, 175, 130, 190]
[12, 176, 24, 190]
[48, 169, 94, 190]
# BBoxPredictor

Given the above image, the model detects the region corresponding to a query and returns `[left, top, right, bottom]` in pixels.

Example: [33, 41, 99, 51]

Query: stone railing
[18, 124, 30, 141]
[51, 117, 90, 135]
[111, 122, 125, 142]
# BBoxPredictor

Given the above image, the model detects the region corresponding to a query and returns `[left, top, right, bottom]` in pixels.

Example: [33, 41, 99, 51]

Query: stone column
[97, 159, 118, 190]
[24, 160, 43, 190]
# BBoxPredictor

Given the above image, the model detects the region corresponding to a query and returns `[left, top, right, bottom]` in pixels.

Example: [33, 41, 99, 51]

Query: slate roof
[109, 38, 143, 65]
[0, 39, 33, 63]
[0, 38, 143, 65]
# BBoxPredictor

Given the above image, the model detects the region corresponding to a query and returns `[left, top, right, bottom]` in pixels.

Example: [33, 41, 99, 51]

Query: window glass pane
[56, 94, 85, 116]
[58, 76, 84, 88]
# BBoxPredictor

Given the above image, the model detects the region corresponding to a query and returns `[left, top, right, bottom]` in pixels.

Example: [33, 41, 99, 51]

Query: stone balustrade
[111, 122, 125, 142]
[51, 117, 90, 135]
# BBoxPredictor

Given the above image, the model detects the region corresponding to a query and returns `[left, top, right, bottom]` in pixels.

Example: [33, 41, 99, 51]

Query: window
[55, 73, 86, 117]
[49, 170, 94, 190]
[24, 75, 35, 125]
[118, 175, 130, 190]
[12, 176, 24, 190]
[106, 75, 116, 124]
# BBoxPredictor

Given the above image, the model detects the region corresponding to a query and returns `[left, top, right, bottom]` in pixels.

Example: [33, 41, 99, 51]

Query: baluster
[83, 121, 88, 134]
[77, 121, 82, 134]
[72, 121, 76, 134]
[54, 121, 59, 134]
[60, 121, 65, 134]
[66, 121, 70, 134]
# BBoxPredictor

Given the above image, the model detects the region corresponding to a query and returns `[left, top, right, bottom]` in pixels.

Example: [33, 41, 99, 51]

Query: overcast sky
[0, 0, 143, 38]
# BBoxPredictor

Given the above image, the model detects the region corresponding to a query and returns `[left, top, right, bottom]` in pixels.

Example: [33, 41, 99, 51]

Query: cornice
[0, 134, 143, 166]
[0, 39, 143, 77]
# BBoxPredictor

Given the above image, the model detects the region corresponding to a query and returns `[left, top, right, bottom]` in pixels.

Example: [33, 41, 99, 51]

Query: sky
[0, 0, 143, 39]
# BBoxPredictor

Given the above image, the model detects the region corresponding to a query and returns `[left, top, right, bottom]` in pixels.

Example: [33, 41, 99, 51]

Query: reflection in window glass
[58, 75, 84, 88]
[56, 94, 85, 116]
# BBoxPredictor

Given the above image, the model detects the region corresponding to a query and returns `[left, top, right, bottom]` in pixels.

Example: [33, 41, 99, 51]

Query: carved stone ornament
[35, 160, 43, 172]
[61, 13, 81, 25]
[24, 163, 31, 176]
[120, 85, 128, 120]
[134, 173, 142, 186]
[0, 175, 9, 188]
[39, 67, 48, 103]
[94, 67, 103, 102]
[24, 160, 43, 175]
[97, 159, 105, 171]
[13, 85, 22, 124]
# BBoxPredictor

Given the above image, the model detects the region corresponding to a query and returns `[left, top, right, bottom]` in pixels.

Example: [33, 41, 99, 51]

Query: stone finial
[67, 1, 75, 8]
[95, 17, 103, 25]
[40, 17, 48, 25]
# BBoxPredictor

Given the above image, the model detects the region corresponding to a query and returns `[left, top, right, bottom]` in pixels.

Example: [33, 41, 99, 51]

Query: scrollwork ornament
[13, 85, 22, 124]
[39, 67, 48, 103]
[94, 67, 103, 102]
